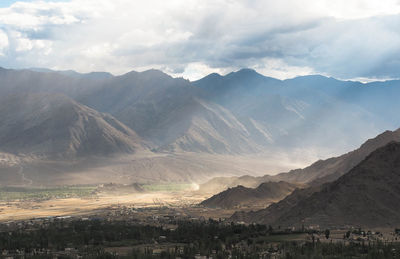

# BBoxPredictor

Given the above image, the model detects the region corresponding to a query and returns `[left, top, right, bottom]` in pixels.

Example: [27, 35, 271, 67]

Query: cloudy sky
[0, 0, 400, 80]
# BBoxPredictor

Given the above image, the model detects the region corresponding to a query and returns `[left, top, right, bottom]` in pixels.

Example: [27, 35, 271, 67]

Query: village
[1, 204, 400, 258]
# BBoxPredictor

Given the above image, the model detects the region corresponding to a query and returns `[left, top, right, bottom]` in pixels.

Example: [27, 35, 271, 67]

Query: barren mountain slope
[81, 70, 272, 154]
[200, 128, 400, 193]
[200, 181, 297, 209]
[0, 93, 144, 159]
[233, 142, 400, 228]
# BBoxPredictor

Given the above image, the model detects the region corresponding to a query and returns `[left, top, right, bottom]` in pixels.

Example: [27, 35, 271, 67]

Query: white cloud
[169, 62, 232, 80]
[0, 0, 400, 79]
[254, 58, 316, 80]
[309, 0, 400, 20]
[0, 30, 9, 55]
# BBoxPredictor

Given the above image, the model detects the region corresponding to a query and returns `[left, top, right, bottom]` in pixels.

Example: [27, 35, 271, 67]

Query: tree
[268, 225, 273, 232]
[325, 229, 330, 240]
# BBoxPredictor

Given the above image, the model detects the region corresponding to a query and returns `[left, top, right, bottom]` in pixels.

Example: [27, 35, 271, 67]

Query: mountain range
[1, 66, 400, 186]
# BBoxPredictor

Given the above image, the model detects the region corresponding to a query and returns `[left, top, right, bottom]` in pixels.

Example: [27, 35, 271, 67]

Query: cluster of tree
[1, 219, 400, 258]
[281, 240, 400, 259]
[126, 240, 400, 259]
[0, 219, 271, 255]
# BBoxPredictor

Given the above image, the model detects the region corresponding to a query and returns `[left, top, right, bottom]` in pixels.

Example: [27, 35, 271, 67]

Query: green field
[262, 233, 308, 242]
[141, 183, 194, 192]
[0, 183, 194, 201]
[0, 186, 96, 201]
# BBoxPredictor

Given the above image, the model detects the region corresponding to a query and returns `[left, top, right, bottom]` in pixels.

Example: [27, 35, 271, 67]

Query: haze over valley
[1, 67, 399, 187]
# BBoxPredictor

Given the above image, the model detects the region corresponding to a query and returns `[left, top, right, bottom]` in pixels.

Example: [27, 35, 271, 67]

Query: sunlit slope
[0, 93, 144, 158]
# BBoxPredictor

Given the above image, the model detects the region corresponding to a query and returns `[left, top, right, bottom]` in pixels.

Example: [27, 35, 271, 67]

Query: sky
[0, 0, 400, 80]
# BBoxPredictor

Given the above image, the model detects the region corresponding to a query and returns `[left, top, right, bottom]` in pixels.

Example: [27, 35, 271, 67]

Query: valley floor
[0, 191, 199, 222]
[1, 183, 400, 258]
[0, 150, 320, 186]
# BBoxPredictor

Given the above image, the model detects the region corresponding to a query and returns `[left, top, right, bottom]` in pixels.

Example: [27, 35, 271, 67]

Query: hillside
[200, 181, 297, 209]
[0, 67, 105, 98]
[199, 127, 400, 193]
[80, 70, 272, 154]
[0, 93, 143, 159]
[276, 128, 400, 184]
[232, 142, 400, 228]
[197, 175, 275, 195]
[194, 69, 392, 153]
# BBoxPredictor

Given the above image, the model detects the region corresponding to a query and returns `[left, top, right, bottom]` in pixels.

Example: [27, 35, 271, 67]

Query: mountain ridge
[198, 127, 400, 194]
[200, 181, 298, 209]
[1, 66, 400, 186]
[0, 93, 144, 159]
[232, 141, 400, 228]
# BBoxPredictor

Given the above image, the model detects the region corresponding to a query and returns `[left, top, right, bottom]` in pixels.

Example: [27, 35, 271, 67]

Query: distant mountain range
[80, 70, 265, 154]
[2, 67, 399, 157]
[194, 69, 399, 153]
[1, 66, 400, 185]
[231, 141, 400, 228]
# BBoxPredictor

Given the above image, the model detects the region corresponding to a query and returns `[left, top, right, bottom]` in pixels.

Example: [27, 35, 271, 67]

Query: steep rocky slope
[0, 93, 144, 158]
[199, 127, 400, 193]
[232, 142, 400, 228]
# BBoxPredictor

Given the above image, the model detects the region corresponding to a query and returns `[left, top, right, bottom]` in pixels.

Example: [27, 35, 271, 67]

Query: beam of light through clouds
[0, 0, 400, 80]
